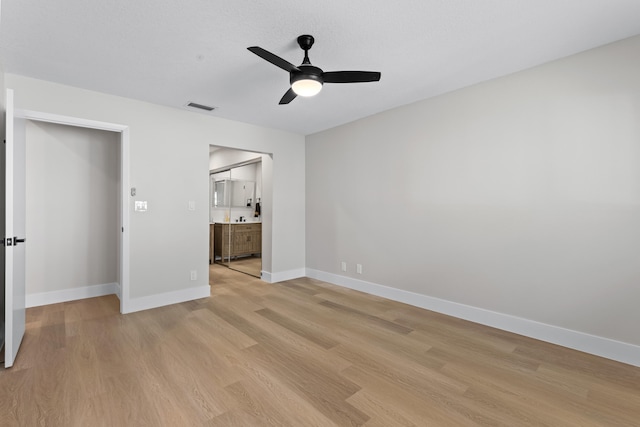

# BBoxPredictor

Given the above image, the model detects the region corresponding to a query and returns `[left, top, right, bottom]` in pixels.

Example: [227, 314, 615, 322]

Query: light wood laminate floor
[1, 264, 639, 426]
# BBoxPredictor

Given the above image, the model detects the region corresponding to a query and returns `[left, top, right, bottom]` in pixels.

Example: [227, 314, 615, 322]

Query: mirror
[212, 179, 227, 207]
[231, 180, 255, 208]
[212, 179, 255, 208]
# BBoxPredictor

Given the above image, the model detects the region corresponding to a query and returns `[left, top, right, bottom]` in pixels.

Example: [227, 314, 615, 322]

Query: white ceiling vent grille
[186, 102, 216, 112]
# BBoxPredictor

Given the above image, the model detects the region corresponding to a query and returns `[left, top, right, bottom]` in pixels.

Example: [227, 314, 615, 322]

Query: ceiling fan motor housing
[290, 65, 324, 97]
[290, 65, 324, 85]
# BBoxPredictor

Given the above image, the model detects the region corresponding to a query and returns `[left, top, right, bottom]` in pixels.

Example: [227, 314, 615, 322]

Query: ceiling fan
[248, 34, 381, 104]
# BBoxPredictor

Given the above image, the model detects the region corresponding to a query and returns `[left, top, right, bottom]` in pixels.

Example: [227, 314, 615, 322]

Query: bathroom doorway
[209, 146, 270, 280]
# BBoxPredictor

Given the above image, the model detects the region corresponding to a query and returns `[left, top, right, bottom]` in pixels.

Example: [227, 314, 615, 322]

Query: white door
[4, 89, 26, 368]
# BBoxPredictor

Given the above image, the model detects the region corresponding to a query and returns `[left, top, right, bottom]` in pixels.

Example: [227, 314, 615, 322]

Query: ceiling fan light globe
[292, 79, 323, 97]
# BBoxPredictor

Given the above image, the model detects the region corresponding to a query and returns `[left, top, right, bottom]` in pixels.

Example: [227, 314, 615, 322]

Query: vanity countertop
[211, 221, 261, 225]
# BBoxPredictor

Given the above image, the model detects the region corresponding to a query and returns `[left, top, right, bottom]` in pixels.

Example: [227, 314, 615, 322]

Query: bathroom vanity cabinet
[211, 223, 262, 263]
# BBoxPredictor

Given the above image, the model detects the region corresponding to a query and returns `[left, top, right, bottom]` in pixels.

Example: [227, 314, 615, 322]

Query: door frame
[17, 109, 131, 313]
[208, 148, 270, 279]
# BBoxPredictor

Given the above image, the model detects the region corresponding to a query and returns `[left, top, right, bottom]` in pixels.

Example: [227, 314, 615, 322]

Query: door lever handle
[14, 237, 26, 245]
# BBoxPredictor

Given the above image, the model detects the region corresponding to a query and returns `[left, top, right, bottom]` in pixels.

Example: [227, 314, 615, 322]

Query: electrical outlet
[357, 264, 362, 274]
[341, 261, 347, 272]
[190, 270, 197, 281]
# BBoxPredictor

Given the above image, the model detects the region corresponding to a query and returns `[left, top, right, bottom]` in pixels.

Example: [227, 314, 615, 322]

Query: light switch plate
[134, 201, 148, 212]
[188, 200, 195, 211]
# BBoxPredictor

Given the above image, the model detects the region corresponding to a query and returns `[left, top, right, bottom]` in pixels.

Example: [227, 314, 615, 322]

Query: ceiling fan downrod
[297, 34, 315, 65]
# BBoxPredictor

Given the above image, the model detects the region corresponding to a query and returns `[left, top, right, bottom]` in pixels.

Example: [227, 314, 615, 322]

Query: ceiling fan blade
[279, 88, 297, 105]
[323, 71, 381, 83]
[247, 46, 299, 73]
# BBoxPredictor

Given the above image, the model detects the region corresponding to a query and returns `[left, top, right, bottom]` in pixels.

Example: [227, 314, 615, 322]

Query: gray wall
[306, 35, 640, 347]
[7, 74, 306, 302]
[25, 121, 119, 296]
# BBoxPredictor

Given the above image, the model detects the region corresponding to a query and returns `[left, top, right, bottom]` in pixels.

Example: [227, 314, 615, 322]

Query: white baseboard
[305, 268, 640, 368]
[261, 268, 305, 284]
[123, 285, 210, 314]
[26, 282, 119, 308]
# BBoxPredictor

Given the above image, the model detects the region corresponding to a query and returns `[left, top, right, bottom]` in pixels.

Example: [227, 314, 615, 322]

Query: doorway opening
[26, 121, 120, 307]
[19, 110, 130, 313]
[208, 146, 271, 282]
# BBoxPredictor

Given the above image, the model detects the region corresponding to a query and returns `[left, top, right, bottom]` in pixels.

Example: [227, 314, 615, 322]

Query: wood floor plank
[1, 264, 638, 426]
[347, 390, 417, 427]
[205, 409, 283, 427]
[241, 342, 369, 426]
[444, 362, 594, 426]
[254, 307, 340, 350]
[223, 346, 343, 427]
[190, 307, 258, 350]
[261, 293, 439, 370]
[209, 299, 353, 373]
[223, 380, 294, 426]
[341, 364, 484, 426]
[513, 340, 640, 390]
[331, 343, 468, 398]
[319, 300, 414, 335]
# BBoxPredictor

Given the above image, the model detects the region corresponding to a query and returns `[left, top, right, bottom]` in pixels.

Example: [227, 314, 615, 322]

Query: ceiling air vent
[186, 102, 216, 112]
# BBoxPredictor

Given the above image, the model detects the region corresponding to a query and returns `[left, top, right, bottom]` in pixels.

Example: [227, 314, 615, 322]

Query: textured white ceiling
[1, 0, 640, 135]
